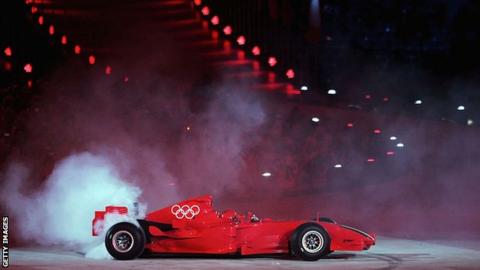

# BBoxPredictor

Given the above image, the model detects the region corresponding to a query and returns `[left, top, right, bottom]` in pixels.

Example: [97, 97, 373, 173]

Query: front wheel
[105, 222, 145, 260]
[290, 223, 331, 261]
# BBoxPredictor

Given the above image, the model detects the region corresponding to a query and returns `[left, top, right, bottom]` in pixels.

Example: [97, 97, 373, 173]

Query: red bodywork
[93, 195, 375, 255]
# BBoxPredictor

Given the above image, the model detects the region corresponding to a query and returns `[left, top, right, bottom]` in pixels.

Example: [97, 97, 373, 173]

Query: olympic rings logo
[170, 204, 201, 220]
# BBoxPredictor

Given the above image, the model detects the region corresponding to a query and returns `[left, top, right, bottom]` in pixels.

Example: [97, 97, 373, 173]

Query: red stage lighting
[4, 62, 12, 71]
[346, 122, 354, 128]
[194, 0, 201, 6]
[252, 61, 260, 71]
[286, 69, 295, 79]
[31, 6, 38, 14]
[105, 65, 112, 75]
[74, 45, 81, 54]
[211, 30, 219, 40]
[210, 15, 219, 25]
[123, 76, 129, 83]
[268, 71, 275, 83]
[236, 35, 246, 46]
[61, 35, 68, 45]
[386, 151, 395, 156]
[38, 16, 44, 25]
[268, 57, 277, 67]
[4, 47, 12, 57]
[27, 80, 33, 88]
[88, 55, 96, 65]
[201, 6, 210, 16]
[49, 25, 55, 35]
[251, 46, 260, 56]
[365, 94, 371, 100]
[237, 50, 245, 60]
[24, 63, 33, 73]
[367, 158, 376, 163]
[383, 96, 389, 102]
[223, 25, 232, 35]
[373, 129, 381, 134]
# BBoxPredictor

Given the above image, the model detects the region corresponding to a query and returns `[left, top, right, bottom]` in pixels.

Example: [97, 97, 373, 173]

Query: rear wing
[92, 206, 128, 236]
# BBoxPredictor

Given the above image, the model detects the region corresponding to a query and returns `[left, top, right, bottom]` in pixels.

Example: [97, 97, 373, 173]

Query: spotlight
[210, 15, 219, 25]
[365, 94, 371, 99]
[223, 25, 232, 35]
[268, 57, 277, 67]
[327, 89, 336, 95]
[389, 136, 397, 140]
[49, 25, 55, 35]
[236, 35, 246, 46]
[27, 80, 33, 88]
[4, 47, 12, 57]
[311, 117, 320, 123]
[383, 96, 389, 102]
[61, 35, 67, 45]
[186, 126, 191, 131]
[123, 76, 129, 83]
[334, 164, 342, 168]
[105, 65, 112, 75]
[373, 129, 381, 134]
[396, 143, 405, 148]
[346, 122, 354, 128]
[467, 119, 474, 126]
[88, 55, 96, 65]
[193, 0, 201, 6]
[386, 151, 395, 156]
[24, 63, 33, 73]
[31, 6, 37, 14]
[261, 172, 272, 177]
[367, 158, 376, 163]
[457, 105, 465, 111]
[301, 85, 308, 91]
[251, 46, 261, 56]
[38, 15, 44, 25]
[201, 6, 210, 16]
[415, 99, 422, 105]
[286, 69, 295, 79]
[74, 45, 81, 54]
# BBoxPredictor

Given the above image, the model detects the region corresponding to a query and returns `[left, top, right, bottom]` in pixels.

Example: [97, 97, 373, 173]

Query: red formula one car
[92, 195, 375, 261]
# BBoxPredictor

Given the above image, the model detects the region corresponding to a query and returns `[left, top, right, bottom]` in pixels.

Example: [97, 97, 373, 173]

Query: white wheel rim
[301, 230, 324, 253]
[112, 230, 134, 253]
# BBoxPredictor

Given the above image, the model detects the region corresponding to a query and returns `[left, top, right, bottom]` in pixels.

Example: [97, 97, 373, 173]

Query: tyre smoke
[0, 152, 145, 259]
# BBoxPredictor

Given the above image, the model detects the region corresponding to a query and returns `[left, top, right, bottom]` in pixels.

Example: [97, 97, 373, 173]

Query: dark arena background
[1, 0, 480, 269]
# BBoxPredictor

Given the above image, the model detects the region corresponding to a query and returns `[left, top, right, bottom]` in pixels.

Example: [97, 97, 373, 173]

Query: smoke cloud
[0, 152, 144, 258]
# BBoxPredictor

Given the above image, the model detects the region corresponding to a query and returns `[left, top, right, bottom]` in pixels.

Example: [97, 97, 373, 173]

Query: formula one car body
[92, 195, 375, 260]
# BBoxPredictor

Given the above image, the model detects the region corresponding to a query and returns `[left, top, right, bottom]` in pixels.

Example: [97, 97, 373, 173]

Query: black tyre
[290, 223, 331, 261]
[105, 222, 146, 260]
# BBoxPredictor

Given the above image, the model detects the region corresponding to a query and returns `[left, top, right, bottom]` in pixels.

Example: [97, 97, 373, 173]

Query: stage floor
[9, 237, 480, 270]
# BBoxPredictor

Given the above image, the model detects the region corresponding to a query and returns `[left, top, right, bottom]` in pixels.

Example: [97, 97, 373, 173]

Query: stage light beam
[223, 25, 232, 35]
[268, 57, 277, 67]
[286, 69, 295, 79]
[236, 35, 246, 46]
[4, 47, 12, 57]
[251, 46, 261, 56]
[24, 63, 33, 73]
[210, 15, 219, 25]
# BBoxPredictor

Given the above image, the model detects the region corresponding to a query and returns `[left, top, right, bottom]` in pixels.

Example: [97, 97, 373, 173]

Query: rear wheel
[290, 223, 331, 261]
[105, 222, 145, 260]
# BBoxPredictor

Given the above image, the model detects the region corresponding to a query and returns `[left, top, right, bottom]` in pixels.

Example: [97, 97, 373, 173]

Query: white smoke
[0, 152, 145, 259]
